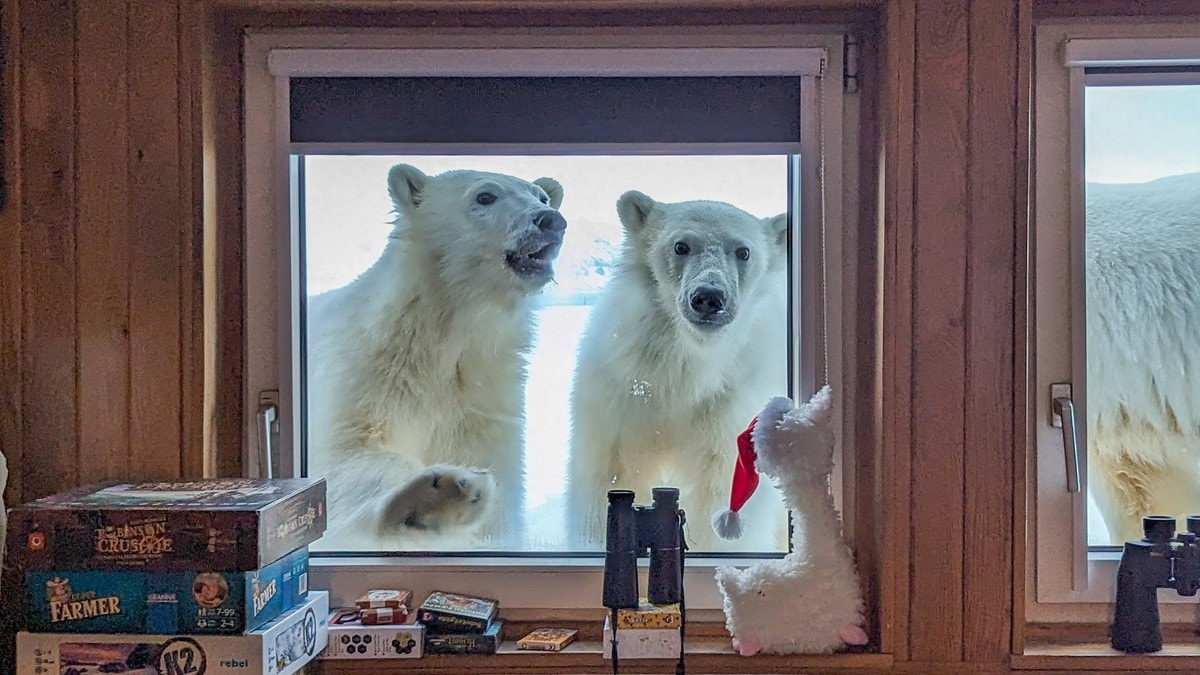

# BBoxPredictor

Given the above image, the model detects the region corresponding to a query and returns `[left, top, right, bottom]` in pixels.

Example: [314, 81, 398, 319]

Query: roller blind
[288, 76, 803, 145]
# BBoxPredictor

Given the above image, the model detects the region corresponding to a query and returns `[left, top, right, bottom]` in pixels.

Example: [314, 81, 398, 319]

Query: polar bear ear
[387, 164, 429, 211]
[765, 213, 788, 248]
[533, 177, 564, 210]
[616, 190, 657, 233]
[530, 177, 561, 208]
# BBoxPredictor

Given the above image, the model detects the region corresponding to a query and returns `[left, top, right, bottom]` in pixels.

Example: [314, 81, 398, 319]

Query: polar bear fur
[566, 192, 789, 552]
[305, 164, 566, 551]
[1085, 173, 1200, 544]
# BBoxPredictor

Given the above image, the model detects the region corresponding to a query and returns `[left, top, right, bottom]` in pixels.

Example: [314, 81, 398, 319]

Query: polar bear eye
[475, 192, 497, 206]
[674, 242, 690, 256]
[736, 247, 750, 261]
[538, 194, 549, 205]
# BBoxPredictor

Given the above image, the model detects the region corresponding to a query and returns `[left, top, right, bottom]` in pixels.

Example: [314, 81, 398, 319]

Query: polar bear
[305, 164, 566, 551]
[1085, 173, 1200, 544]
[566, 191, 790, 552]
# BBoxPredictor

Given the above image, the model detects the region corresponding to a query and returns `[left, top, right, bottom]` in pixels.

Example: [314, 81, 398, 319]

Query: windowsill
[313, 633, 891, 674]
[1016, 624, 1200, 670]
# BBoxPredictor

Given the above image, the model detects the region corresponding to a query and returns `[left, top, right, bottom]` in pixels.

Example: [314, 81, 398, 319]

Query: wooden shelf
[313, 637, 892, 674]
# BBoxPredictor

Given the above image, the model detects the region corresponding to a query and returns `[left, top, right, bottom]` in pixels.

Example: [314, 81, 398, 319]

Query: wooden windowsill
[312, 635, 892, 674]
[1015, 623, 1200, 670]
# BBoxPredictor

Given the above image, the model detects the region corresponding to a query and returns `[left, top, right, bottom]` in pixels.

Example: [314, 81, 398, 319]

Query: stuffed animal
[710, 386, 868, 655]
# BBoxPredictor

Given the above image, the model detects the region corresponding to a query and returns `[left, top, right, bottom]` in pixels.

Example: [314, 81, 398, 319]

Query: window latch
[1051, 383, 1081, 493]
[257, 390, 279, 479]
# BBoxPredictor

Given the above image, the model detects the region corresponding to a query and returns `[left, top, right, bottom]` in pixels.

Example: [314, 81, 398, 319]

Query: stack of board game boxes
[602, 599, 683, 660]
[416, 590, 502, 655]
[320, 588, 503, 660]
[5, 478, 330, 675]
[320, 589, 425, 660]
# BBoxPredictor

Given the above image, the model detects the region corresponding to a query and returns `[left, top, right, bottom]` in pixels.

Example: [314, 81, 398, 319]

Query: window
[1031, 22, 1200, 621]
[243, 27, 855, 610]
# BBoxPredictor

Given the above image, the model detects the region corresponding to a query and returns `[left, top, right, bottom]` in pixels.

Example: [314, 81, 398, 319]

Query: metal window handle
[1052, 394, 1081, 493]
[257, 391, 279, 479]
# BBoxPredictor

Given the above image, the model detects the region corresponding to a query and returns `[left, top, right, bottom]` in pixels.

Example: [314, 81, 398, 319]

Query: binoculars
[602, 487, 686, 610]
[1111, 515, 1200, 653]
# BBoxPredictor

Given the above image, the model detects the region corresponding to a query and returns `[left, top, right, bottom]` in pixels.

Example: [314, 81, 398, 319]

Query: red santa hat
[710, 415, 761, 540]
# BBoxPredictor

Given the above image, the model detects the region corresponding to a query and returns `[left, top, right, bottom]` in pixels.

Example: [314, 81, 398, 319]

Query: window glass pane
[1084, 84, 1200, 546]
[300, 155, 793, 555]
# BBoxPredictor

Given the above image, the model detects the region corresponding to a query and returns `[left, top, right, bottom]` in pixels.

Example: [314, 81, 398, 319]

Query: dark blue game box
[24, 546, 309, 635]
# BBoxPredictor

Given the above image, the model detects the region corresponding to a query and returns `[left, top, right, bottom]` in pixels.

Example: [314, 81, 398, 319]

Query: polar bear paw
[377, 464, 496, 535]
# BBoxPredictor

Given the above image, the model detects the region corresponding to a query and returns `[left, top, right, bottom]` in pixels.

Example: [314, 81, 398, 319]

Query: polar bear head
[387, 164, 567, 294]
[616, 190, 786, 336]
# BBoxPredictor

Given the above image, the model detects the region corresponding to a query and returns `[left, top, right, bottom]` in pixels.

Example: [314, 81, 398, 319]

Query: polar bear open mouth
[505, 236, 562, 280]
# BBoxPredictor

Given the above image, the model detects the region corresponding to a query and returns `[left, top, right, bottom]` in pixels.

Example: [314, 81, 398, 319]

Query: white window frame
[242, 26, 855, 615]
[1031, 20, 1200, 622]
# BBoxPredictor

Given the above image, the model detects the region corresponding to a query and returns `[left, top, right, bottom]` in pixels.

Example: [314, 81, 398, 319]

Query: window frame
[1030, 19, 1200, 623]
[242, 26, 857, 614]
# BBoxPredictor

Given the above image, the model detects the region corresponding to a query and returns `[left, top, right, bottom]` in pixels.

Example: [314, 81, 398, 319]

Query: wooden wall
[7, 0, 1176, 672]
[0, 0, 203, 508]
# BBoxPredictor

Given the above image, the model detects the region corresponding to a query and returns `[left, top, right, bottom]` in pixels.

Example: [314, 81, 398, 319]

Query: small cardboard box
[516, 627, 578, 651]
[320, 611, 424, 660]
[424, 619, 503, 654]
[416, 590, 498, 634]
[8, 478, 326, 572]
[25, 547, 309, 635]
[602, 614, 682, 660]
[614, 599, 682, 629]
[16, 590, 329, 675]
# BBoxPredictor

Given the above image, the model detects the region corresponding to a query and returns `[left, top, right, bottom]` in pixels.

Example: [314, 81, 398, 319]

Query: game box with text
[16, 591, 329, 675]
[24, 547, 309, 635]
[7, 478, 326, 572]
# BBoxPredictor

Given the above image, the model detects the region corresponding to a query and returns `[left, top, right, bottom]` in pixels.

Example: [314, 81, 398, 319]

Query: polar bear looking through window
[300, 155, 793, 553]
[1083, 83, 1200, 547]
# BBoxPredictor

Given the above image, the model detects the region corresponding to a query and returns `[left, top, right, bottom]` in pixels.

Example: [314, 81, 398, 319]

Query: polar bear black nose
[690, 286, 726, 316]
[534, 209, 567, 233]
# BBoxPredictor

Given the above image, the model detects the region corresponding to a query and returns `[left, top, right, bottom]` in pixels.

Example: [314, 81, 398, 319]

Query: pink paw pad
[839, 624, 869, 646]
[732, 635, 763, 656]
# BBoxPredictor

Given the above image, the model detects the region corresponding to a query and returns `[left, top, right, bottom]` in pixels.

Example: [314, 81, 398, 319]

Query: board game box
[602, 614, 681, 660]
[16, 591, 329, 675]
[416, 590, 498, 634]
[7, 478, 326, 572]
[320, 610, 424, 660]
[614, 599, 682, 629]
[516, 627, 578, 651]
[424, 619, 503, 654]
[24, 547, 309, 635]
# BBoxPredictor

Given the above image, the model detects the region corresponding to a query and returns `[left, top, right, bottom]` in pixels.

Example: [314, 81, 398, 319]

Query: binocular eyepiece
[602, 487, 686, 610]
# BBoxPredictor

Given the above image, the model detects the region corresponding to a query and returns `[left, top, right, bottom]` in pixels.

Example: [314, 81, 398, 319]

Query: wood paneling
[0, 0, 24, 507]
[1, 0, 201, 506]
[881, 0, 1028, 666]
[128, 0, 184, 481]
[964, 0, 1023, 664]
[75, 0, 131, 485]
[19, 0, 79, 501]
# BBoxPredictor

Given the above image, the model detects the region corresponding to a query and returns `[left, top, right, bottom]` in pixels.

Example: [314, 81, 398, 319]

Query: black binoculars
[1111, 514, 1200, 653]
[601, 487, 686, 610]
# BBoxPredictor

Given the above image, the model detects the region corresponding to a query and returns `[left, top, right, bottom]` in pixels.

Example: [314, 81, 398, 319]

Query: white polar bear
[566, 191, 790, 552]
[305, 164, 566, 551]
[1085, 173, 1200, 544]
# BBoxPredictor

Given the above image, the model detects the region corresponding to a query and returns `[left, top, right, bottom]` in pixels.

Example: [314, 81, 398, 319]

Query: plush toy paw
[378, 464, 495, 534]
[732, 635, 763, 656]
[839, 623, 869, 646]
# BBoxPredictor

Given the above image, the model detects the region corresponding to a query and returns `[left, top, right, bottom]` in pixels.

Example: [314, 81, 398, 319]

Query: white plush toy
[710, 386, 868, 655]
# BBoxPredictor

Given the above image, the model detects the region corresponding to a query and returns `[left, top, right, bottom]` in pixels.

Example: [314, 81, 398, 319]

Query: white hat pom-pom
[712, 508, 744, 540]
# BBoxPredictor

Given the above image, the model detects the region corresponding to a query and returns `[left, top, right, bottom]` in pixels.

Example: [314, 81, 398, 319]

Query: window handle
[257, 390, 279, 479]
[1051, 388, 1081, 493]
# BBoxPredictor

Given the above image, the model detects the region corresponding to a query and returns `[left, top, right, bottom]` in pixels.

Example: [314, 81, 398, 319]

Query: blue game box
[24, 546, 309, 635]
